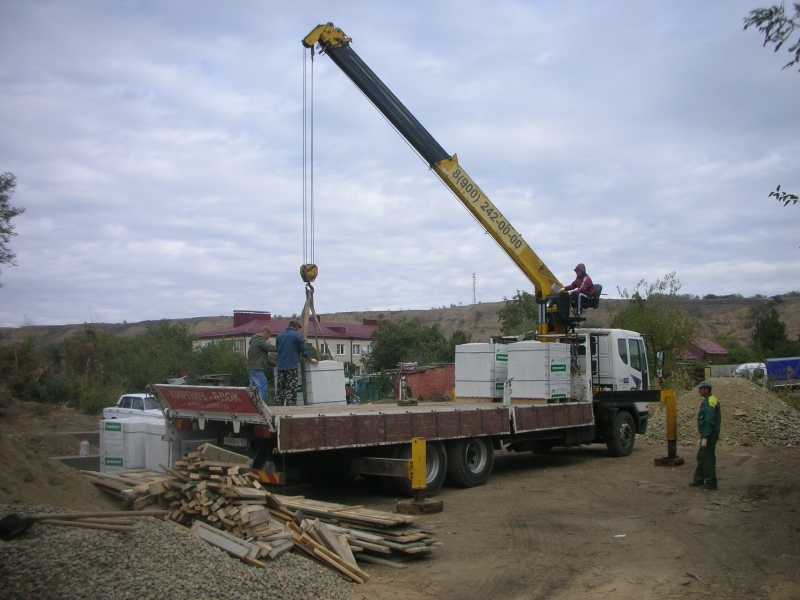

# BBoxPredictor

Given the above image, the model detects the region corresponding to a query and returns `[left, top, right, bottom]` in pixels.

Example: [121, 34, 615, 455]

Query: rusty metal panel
[512, 407, 535, 433]
[411, 412, 438, 439]
[553, 404, 569, 428]
[436, 411, 460, 437]
[583, 403, 594, 424]
[284, 416, 325, 451]
[355, 414, 386, 445]
[385, 413, 413, 442]
[480, 408, 509, 435]
[537, 406, 555, 430]
[325, 416, 357, 447]
[458, 410, 482, 437]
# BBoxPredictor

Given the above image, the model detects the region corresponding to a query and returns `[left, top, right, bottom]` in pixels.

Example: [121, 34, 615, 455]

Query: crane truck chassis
[150, 327, 678, 497]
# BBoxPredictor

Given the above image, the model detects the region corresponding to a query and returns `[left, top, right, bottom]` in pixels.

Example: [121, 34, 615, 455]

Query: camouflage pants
[276, 369, 299, 407]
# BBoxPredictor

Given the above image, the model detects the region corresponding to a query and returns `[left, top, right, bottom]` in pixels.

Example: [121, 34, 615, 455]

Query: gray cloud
[0, 0, 798, 327]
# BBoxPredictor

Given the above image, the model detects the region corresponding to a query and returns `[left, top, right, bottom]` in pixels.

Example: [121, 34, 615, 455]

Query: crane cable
[301, 45, 330, 364]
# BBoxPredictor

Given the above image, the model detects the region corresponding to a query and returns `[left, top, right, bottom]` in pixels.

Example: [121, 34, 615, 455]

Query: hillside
[1, 295, 798, 352]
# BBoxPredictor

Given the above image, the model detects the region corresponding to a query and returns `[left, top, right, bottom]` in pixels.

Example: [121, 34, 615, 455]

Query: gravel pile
[0, 505, 353, 600]
[640, 377, 800, 448]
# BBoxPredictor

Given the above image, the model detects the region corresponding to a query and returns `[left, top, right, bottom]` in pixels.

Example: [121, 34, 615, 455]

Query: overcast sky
[1, 0, 798, 327]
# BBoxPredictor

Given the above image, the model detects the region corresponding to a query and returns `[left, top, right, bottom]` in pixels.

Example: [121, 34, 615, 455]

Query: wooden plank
[315, 521, 355, 567]
[337, 534, 358, 568]
[191, 521, 259, 559]
[346, 537, 392, 555]
[355, 554, 408, 569]
[267, 539, 294, 559]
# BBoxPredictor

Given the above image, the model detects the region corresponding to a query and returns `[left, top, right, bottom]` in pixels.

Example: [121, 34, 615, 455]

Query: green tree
[751, 307, 800, 357]
[745, 3, 800, 70]
[0, 173, 25, 286]
[189, 341, 248, 387]
[363, 318, 450, 372]
[496, 290, 538, 336]
[611, 272, 697, 374]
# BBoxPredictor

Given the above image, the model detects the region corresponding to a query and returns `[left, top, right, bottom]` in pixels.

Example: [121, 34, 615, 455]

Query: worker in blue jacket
[689, 380, 721, 490]
[275, 320, 317, 406]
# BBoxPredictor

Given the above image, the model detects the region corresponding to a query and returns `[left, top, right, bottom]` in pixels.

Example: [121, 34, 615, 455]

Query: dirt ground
[301, 443, 800, 600]
[2, 395, 799, 599]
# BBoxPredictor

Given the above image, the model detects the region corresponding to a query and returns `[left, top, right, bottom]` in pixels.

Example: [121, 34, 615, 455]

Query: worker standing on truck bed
[275, 320, 317, 406]
[560, 263, 595, 317]
[247, 326, 275, 403]
[689, 380, 721, 491]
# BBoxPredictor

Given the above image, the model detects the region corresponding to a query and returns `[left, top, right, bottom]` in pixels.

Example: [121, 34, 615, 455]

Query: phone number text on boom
[450, 167, 524, 251]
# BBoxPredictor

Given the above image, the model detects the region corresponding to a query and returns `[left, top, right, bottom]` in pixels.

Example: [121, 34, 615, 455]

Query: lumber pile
[82, 443, 440, 579]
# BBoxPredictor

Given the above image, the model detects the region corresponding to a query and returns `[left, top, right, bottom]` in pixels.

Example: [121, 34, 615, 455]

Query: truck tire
[606, 411, 635, 457]
[446, 437, 494, 488]
[394, 441, 447, 498]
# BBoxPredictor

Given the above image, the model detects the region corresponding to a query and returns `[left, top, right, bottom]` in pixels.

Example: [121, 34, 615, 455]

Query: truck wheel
[606, 411, 635, 457]
[446, 437, 494, 487]
[394, 441, 447, 498]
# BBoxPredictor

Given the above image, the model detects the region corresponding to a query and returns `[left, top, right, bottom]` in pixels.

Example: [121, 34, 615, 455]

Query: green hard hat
[694, 380, 712, 390]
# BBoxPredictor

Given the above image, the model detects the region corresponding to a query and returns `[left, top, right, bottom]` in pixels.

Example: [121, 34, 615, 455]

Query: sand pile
[641, 377, 800, 448]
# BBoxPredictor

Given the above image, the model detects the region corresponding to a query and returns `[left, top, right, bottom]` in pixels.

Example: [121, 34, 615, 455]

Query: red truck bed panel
[274, 403, 511, 452]
[512, 402, 593, 434]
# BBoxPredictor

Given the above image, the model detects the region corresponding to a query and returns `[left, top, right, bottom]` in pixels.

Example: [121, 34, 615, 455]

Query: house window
[319, 343, 330, 355]
[365, 344, 373, 354]
[233, 340, 242, 353]
[352, 344, 361, 355]
[336, 344, 346, 355]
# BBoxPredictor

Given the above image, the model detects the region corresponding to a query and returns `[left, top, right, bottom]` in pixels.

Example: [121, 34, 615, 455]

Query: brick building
[395, 363, 455, 401]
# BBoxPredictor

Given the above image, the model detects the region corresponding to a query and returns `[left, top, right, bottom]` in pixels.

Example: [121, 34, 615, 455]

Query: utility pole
[472, 273, 476, 305]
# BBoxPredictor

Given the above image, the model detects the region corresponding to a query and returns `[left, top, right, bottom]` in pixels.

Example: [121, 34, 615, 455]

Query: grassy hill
[2, 295, 799, 354]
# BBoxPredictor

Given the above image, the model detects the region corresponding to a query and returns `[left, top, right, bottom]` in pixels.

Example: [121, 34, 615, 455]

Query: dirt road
[300, 443, 800, 600]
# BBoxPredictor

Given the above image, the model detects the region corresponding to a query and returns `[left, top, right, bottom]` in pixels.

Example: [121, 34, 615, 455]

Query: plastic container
[79, 438, 90, 457]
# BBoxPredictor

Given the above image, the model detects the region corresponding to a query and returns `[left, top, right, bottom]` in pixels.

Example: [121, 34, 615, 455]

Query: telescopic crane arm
[303, 23, 564, 333]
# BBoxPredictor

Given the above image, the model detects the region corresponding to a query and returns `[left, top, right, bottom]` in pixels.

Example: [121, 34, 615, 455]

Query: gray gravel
[0, 505, 353, 600]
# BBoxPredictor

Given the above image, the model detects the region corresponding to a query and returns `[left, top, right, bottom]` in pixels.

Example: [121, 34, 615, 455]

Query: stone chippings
[641, 377, 800, 448]
[0, 505, 353, 600]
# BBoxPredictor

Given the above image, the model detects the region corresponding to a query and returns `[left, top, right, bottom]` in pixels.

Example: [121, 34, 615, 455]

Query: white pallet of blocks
[300, 360, 347, 405]
[99, 417, 151, 474]
[455, 343, 508, 400]
[508, 341, 571, 402]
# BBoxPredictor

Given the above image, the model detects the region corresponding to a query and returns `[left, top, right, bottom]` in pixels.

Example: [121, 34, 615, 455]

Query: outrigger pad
[396, 499, 444, 515]
[654, 456, 685, 467]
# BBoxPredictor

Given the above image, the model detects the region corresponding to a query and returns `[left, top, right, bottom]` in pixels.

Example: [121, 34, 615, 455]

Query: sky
[0, 0, 798, 328]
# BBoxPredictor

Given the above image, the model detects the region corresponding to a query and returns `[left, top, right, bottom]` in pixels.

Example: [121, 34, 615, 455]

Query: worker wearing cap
[689, 380, 721, 490]
[560, 263, 595, 317]
[275, 320, 318, 406]
[247, 326, 276, 402]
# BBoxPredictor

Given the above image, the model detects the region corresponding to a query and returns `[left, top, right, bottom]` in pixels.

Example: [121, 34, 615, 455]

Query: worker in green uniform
[689, 380, 721, 490]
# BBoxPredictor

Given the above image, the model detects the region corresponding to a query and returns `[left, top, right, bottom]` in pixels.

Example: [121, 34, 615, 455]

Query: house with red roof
[194, 310, 381, 374]
[684, 338, 729, 363]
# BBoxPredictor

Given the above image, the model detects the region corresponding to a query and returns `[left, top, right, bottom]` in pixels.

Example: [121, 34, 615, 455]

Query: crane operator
[560, 263, 595, 317]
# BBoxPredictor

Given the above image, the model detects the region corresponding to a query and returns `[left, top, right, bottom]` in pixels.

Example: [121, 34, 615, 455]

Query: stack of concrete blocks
[300, 360, 347, 405]
[455, 343, 509, 401]
[100, 417, 172, 474]
[99, 417, 151, 474]
[508, 341, 571, 403]
[274, 360, 347, 406]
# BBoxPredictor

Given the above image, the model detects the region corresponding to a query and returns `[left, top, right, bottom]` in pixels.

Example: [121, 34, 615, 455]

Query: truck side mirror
[655, 352, 665, 379]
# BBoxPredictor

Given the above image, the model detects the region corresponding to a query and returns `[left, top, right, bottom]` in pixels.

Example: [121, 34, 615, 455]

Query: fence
[708, 365, 738, 378]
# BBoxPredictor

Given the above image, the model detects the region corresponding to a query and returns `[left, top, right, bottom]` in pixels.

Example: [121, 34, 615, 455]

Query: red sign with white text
[155, 385, 260, 414]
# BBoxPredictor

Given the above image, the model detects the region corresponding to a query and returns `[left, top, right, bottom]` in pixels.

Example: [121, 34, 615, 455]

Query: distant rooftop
[198, 310, 382, 341]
